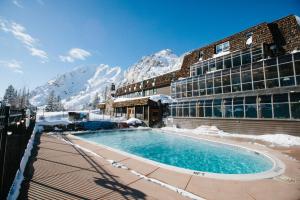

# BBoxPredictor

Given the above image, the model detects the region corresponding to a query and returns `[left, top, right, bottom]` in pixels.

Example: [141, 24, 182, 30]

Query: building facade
[168, 15, 300, 135]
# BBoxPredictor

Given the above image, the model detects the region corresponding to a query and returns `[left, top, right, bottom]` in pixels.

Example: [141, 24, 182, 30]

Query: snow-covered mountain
[30, 49, 184, 109]
[30, 64, 122, 109]
[121, 49, 184, 85]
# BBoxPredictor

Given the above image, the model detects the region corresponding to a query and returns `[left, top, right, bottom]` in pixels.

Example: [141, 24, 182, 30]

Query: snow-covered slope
[121, 49, 184, 85]
[30, 49, 184, 109]
[30, 64, 122, 109]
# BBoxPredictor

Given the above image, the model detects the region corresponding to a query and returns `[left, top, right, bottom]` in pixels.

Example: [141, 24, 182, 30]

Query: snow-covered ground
[161, 126, 300, 147]
[36, 110, 127, 126]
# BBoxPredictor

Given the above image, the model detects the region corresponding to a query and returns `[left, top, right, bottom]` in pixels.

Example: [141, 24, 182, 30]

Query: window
[246, 32, 253, 47]
[224, 98, 233, 118]
[205, 100, 212, 117]
[290, 92, 300, 119]
[273, 94, 290, 119]
[190, 102, 196, 117]
[233, 97, 244, 118]
[183, 102, 189, 117]
[216, 41, 230, 54]
[232, 53, 241, 67]
[258, 95, 272, 118]
[279, 63, 295, 86]
[171, 105, 176, 117]
[242, 51, 251, 65]
[213, 99, 222, 117]
[245, 96, 257, 118]
[197, 100, 205, 117]
[224, 55, 232, 68]
[216, 57, 223, 70]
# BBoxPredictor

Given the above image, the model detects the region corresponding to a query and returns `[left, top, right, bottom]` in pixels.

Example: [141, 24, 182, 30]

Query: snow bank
[126, 117, 142, 125]
[162, 126, 300, 147]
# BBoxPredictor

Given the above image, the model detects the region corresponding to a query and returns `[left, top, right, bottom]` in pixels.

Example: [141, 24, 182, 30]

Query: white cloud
[0, 18, 48, 62]
[0, 60, 23, 73]
[12, 0, 23, 8]
[59, 48, 91, 63]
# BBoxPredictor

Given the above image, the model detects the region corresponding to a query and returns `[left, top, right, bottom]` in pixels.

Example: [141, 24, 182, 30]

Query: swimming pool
[76, 129, 278, 176]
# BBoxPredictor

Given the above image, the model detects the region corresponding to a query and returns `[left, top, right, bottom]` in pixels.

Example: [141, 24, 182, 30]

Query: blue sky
[0, 0, 299, 96]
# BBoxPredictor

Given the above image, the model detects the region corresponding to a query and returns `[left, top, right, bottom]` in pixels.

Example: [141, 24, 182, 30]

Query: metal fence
[0, 104, 36, 199]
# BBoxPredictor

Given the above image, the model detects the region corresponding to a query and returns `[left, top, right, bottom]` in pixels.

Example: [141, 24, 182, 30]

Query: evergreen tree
[45, 90, 55, 111]
[3, 85, 18, 107]
[92, 92, 100, 109]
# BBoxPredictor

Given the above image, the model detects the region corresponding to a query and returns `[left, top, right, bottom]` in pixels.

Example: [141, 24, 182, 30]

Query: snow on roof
[114, 94, 175, 104]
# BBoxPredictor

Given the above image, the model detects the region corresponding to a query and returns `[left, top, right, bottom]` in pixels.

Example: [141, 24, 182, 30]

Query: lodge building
[113, 15, 300, 133]
[169, 15, 300, 135]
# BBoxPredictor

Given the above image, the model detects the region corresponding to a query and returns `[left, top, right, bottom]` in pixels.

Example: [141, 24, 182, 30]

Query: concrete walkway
[19, 133, 188, 200]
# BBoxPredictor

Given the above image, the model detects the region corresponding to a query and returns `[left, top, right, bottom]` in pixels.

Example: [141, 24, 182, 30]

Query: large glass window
[295, 61, 300, 85]
[187, 81, 192, 97]
[190, 102, 196, 117]
[199, 78, 206, 96]
[224, 98, 233, 118]
[252, 68, 264, 81]
[224, 55, 232, 68]
[183, 102, 189, 117]
[205, 100, 212, 117]
[264, 58, 277, 67]
[245, 96, 257, 118]
[242, 51, 251, 65]
[213, 99, 222, 117]
[209, 60, 216, 71]
[279, 63, 295, 86]
[181, 81, 187, 98]
[290, 92, 300, 119]
[278, 54, 292, 64]
[242, 71, 252, 83]
[203, 62, 208, 74]
[273, 94, 290, 119]
[252, 48, 263, 62]
[265, 66, 278, 79]
[193, 79, 199, 97]
[177, 104, 182, 117]
[216, 57, 223, 70]
[206, 77, 213, 95]
[197, 100, 204, 117]
[258, 95, 272, 118]
[214, 75, 222, 94]
[233, 97, 244, 118]
[231, 73, 241, 84]
[171, 105, 176, 117]
[232, 53, 241, 67]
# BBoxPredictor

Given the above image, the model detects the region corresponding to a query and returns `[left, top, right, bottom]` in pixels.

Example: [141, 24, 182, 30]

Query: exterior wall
[167, 117, 300, 136]
[157, 86, 170, 95]
[270, 15, 300, 53]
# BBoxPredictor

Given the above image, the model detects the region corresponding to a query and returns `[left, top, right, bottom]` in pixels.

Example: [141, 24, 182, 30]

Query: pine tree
[92, 92, 100, 109]
[45, 90, 55, 112]
[3, 85, 18, 107]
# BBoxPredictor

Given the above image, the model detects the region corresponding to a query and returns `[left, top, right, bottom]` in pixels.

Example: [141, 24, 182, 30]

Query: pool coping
[68, 128, 285, 181]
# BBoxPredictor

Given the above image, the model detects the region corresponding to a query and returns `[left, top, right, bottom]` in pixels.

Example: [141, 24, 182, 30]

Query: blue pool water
[77, 129, 273, 174]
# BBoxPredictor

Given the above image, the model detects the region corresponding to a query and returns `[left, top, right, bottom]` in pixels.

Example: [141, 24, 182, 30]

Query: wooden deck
[18, 133, 187, 200]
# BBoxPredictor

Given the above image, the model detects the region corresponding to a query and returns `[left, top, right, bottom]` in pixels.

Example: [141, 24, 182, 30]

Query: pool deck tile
[121, 158, 160, 175]
[148, 167, 192, 189]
